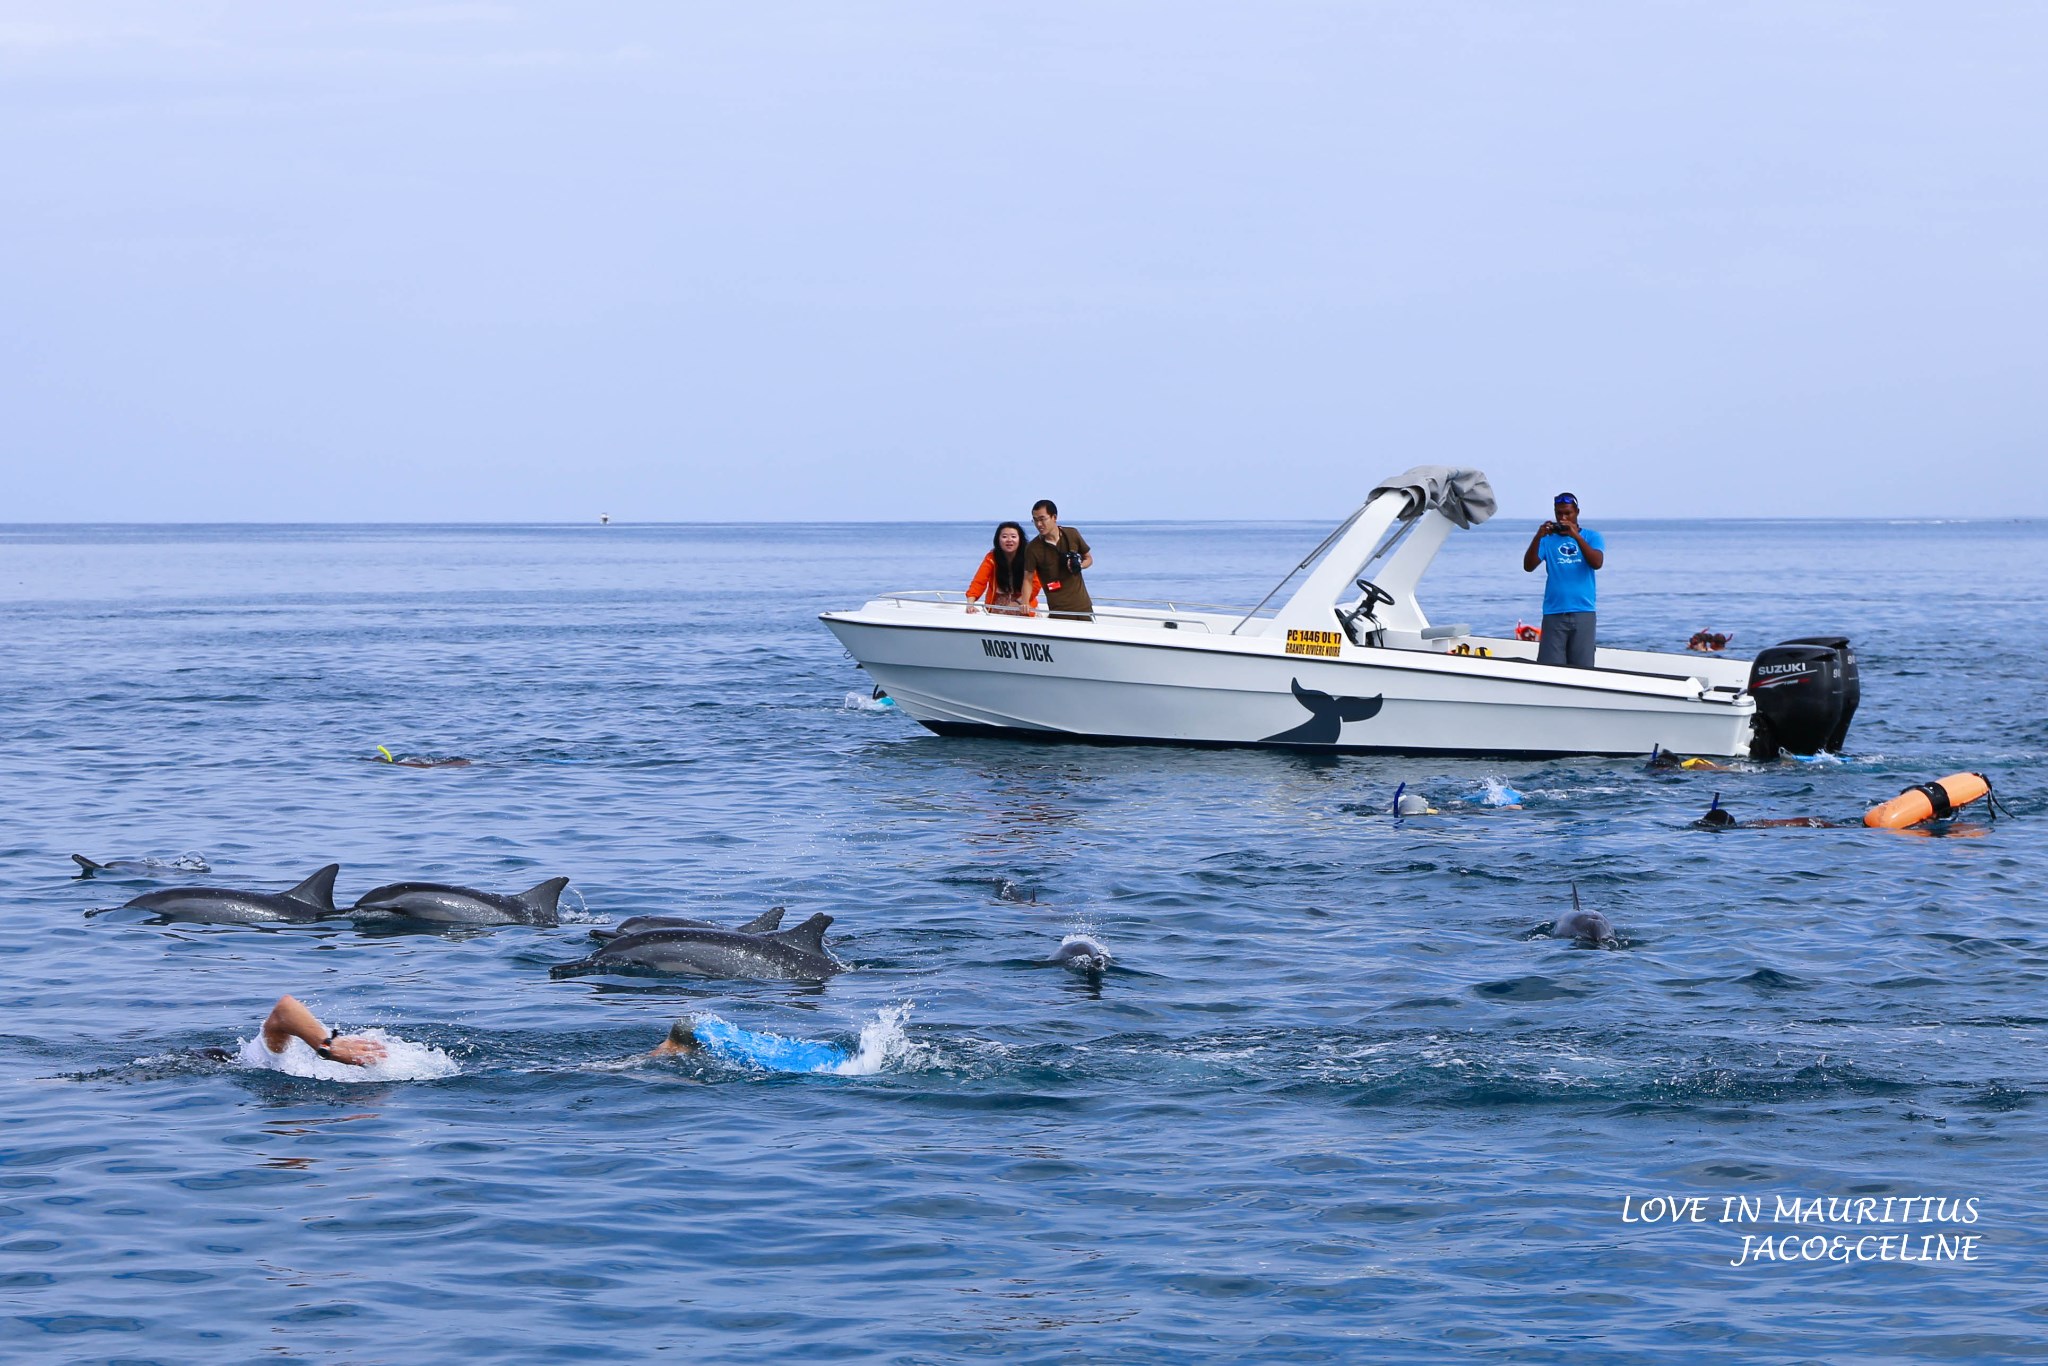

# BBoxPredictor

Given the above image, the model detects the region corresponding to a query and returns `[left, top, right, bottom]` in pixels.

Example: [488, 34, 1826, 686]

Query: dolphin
[589, 907, 786, 943]
[1550, 884, 1617, 949]
[1263, 678, 1385, 745]
[352, 876, 571, 927]
[120, 864, 343, 925]
[550, 913, 840, 981]
[72, 853, 211, 880]
[1047, 934, 1111, 975]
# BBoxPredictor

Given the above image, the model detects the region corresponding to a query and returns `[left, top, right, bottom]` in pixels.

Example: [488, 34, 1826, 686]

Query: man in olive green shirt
[1025, 499, 1094, 618]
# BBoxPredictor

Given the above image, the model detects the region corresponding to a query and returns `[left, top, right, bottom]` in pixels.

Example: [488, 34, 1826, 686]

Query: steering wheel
[1340, 578, 1395, 643]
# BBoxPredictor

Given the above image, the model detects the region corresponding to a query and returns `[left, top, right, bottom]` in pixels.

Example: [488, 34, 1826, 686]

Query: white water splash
[1054, 932, 1112, 970]
[236, 1029, 460, 1083]
[829, 1003, 924, 1076]
[842, 691, 896, 712]
[555, 885, 604, 923]
[1470, 776, 1525, 807]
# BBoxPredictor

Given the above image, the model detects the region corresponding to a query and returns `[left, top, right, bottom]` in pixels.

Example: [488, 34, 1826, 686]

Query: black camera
[1062, 551, 1084, 575]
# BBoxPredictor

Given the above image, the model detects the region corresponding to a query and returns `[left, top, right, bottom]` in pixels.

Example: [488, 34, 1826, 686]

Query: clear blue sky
[5, 3, 2041, 522]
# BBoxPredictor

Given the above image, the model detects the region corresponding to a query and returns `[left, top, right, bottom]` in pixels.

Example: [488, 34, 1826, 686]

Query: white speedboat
[820, 468, 1856, 758]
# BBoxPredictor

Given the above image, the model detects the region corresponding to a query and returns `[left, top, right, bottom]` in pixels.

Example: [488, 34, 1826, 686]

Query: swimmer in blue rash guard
[651, 1017, 850, 1074]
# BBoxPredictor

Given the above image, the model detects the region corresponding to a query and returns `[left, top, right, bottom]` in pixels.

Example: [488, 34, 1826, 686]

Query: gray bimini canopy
[1369, 466, 1496, 529]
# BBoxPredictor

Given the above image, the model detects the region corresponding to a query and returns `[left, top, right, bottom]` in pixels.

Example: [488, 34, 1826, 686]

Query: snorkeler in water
[371, 746, 472, 768]
[1648, 745, 1728, 772]
[650, 1017, 851, 1074]
[1693, 794, 1841, 830]
[218, 1000, 848, 1078]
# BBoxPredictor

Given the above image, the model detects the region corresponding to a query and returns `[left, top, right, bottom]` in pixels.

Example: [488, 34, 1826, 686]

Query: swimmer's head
[1696, 793, 1736, 829]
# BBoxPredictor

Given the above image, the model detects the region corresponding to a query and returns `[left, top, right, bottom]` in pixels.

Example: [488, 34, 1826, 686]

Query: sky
[3, 2, 2042, 522]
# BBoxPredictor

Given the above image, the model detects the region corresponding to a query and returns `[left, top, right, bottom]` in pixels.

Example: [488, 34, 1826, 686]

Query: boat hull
[822, 610, 1755, 758]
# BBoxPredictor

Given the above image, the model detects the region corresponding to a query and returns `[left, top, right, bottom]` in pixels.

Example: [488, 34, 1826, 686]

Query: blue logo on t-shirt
[1540, 529, 1602, 615]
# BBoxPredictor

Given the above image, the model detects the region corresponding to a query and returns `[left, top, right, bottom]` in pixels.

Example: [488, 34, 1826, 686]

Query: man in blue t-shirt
[1521, 491, 1606, 668]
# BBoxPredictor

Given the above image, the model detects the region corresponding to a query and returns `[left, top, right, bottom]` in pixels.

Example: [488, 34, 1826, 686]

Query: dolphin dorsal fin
[72, 854, 106, 875]
[1391, 782, 1406, 817]
[769, 912, 832, 956]
[1571, 882, 1581, 913]
[736, 906, 787, 935]
[284, 864, 341, 912]
[517, 876, 571, 914]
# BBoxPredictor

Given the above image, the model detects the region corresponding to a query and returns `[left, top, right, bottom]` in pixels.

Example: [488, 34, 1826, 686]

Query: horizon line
[1, 515, 2037, 529]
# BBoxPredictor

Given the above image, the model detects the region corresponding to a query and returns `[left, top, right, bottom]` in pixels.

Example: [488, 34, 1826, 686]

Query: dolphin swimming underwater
[120, 864, 343, 925]
[1549, 884, 1617, 949]
[588, 907, 786, 943]
[1047, 934, 1111, 974]
[550, 913, 840, 980]
[71, 853, 211, 880]
[352, 876, 571, 927]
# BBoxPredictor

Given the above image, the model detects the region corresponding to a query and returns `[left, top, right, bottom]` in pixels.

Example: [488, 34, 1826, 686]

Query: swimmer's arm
[262, 995, 387, 1066]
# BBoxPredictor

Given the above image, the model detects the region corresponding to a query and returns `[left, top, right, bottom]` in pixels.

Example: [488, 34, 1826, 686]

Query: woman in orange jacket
[966, 521, 1041, 614]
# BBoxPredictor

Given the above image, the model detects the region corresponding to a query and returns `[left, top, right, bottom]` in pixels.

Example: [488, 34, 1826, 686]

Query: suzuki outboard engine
[1781, 635, 1858, 750]
[1747, 637, 1858, 758]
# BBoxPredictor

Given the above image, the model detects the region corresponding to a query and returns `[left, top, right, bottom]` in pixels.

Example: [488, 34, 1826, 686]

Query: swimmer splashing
[652, 1017, 852, 1074]
[372, 745, 471, 769]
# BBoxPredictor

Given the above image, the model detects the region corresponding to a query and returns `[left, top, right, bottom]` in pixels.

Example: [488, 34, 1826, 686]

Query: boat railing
[863, 591, 1265, 632]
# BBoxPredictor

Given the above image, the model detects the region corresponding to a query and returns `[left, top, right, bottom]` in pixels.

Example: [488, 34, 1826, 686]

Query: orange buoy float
[1515, 621, 1542, 642]
[1864, 772, 1992, 829]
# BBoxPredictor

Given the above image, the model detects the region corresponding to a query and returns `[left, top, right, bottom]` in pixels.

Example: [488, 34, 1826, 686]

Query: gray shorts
[1538, 611, 1597, 668]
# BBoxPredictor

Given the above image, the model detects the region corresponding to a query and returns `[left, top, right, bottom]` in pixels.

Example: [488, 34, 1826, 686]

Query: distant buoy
[1864, 773, 1992, 829]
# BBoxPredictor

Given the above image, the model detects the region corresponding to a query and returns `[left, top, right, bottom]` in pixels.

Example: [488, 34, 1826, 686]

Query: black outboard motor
[1781, 635, 1858, 751]
[1747, 637, 1857, 758]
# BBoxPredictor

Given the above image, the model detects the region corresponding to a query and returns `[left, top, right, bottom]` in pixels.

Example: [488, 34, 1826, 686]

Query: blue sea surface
[2, 517, 2044, 1362]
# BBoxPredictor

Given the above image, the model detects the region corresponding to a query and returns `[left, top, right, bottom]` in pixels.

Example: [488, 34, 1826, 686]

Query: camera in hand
[1062, 551, 1084, 575]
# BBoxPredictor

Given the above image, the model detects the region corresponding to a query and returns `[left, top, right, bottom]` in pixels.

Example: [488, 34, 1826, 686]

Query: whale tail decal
[283, 864, 341, 913]
[1262, 678, 1385, 745]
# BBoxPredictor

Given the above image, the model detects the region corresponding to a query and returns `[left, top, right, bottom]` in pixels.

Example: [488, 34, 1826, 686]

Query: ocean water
[2, 517, 2044, 1363]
